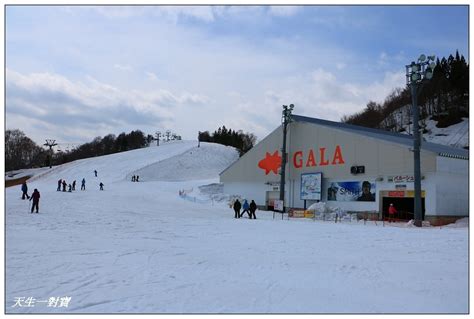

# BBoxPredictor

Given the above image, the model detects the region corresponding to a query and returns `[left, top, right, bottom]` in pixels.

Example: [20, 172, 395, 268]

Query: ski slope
[5, 141, 468, 314]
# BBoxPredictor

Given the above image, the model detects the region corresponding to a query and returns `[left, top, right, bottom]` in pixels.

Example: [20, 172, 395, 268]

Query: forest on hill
[342, 51, 468, 132]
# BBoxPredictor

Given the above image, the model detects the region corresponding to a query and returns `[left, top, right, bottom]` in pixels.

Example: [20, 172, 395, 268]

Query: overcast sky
[5, 5, 469, 147]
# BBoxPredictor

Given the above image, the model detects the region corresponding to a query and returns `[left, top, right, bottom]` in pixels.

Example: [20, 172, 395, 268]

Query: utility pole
[43, 139, 57, 168]
[406, 54, 435, 227]
[279, 104, 294, 214]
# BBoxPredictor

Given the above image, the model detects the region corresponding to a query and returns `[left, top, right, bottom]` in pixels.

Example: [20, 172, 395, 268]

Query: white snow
[423, 117, 469, 149]
[5, 140, 468, 314]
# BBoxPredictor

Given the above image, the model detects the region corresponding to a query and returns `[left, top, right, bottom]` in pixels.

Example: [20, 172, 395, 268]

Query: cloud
[146, 71, 158, 81]
[114, 64, 133, 71]
[87, 6, 217, 23]
[6, 69, 209, 143]
[268, 6, 300, 17]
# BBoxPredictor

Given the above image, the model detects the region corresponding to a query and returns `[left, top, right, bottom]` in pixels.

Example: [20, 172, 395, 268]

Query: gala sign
[258, 145, 345, 175]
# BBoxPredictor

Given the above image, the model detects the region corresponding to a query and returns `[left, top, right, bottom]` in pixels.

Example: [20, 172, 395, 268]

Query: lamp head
[425, 68, 433, 80]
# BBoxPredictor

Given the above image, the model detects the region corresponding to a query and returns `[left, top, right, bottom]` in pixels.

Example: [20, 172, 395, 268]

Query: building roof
[292, 114, 469, 160]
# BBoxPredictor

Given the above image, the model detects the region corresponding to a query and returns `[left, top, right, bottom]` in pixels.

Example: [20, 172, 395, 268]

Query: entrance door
[382, 197, 425, 221]
[266, 191, 280, 210]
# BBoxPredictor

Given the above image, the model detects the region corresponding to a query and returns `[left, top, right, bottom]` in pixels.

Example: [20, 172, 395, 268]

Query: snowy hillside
[423, 117, 469, 148]
[5, 140, 468, 314]
[390, 106, 468, 149]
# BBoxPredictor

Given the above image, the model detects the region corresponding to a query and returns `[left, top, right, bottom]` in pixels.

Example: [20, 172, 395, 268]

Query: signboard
[388, 175, 415, 183]
[388, 191, 405, 197]
[386, 190, 426, 198]
[300, 172, 322, 200]
[289, 210, 315, 218]
[327, 180, 376, 202]
[274, 199, 284, 212]
[406, 190, 426, 198]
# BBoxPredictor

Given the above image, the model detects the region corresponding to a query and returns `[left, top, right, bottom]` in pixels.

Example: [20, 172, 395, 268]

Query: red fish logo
[258, 150, 282, 175]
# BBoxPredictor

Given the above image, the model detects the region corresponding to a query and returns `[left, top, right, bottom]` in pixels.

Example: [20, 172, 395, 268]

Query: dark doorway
[382, 197, 425, 221]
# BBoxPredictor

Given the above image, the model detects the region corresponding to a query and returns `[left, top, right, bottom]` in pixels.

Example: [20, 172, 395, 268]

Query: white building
[220, 115, 469, 226]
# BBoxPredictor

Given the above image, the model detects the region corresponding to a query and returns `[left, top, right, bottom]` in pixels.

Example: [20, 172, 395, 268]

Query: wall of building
[223, 182, 268, 206]
[434, 157, 469, 216]
[220, 126, 283, 183]
[287, 121, 437, 180]
[220, 120, 468, 220]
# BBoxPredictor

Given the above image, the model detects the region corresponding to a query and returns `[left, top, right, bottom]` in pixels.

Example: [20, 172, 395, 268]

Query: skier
[94, 170, 98, 177]
[68, 184, 72, 192]
[249, 200, 257, 219]
[62, 180, 67, 192]
[72, 180, 76, 191]
[29, 189, 40, 213]
[21, 181, 30, 200]
[81, 178, 86, 191]
[241, 199, 250, 218]
[132, 175, 135, 182]
[99, 182, 104, 191]
[233, 199, 241, 219]
[57, 179, 62, 191]
[136, 175, 139, 182]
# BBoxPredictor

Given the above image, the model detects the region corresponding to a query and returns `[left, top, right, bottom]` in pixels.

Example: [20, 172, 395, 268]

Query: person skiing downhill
[21, 181, 30, 200]
[29, 189, 40, 213]
[99, 182, 104, 190]
[94, 170, 97, 177]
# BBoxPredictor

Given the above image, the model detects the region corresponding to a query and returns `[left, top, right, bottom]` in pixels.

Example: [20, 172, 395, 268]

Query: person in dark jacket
[72, 180, 76, 191]
[241, 199, 250, 218]
[99, 182, 104, 190]
[29, 189, 40, 213]
[62, 180, 67, 192]
[21, 182, 30, 200]
[249, 200, 257, 219]
[94, 170, 98, 177]
[57, 179, 62, 191]
[81, 178, 86, 190]
[233, 199, 241, 219]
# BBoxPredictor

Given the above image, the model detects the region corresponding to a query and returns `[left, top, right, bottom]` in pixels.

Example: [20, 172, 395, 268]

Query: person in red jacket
[29, 189, 40, 213]
[388, 203, 397, 222]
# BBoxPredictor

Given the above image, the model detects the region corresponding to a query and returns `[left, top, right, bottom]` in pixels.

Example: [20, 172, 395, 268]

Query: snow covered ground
[5, 141, 468, 314]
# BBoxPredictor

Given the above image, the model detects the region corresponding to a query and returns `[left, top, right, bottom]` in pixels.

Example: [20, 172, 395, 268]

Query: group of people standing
[233, 199, 257, 219]
[19, 169, 105, 215]
[131, 175, 140, 182]
[57, 178, 82, 192]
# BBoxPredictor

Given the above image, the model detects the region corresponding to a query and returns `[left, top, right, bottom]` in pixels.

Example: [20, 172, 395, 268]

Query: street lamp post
[405, 54, 435, 227]
[279, 104, 294, 213]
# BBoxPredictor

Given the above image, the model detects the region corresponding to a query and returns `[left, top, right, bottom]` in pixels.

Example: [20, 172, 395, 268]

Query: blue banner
[327, 180, 376, 202]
